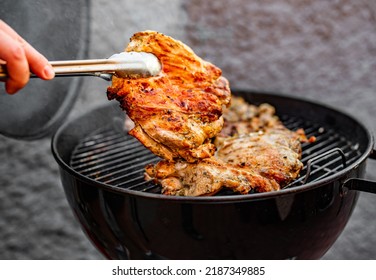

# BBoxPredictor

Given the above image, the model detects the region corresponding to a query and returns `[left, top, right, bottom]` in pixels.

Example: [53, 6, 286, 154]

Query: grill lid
[0, 0, 90, 139]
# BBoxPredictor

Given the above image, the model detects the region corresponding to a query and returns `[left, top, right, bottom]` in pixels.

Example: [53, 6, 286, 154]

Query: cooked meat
[216, 129, 304, 185]
[145, 128, 305, 196]
[145, 156, 280, 196]
[107, 31, 231, 162]
[219, 96, 281, 136]
[215, 96, 315, 147]
[106, 32, 313, 196]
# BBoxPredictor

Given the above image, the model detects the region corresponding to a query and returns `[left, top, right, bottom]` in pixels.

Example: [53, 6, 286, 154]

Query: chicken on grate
[145, 97, 314, 196]
[145, 128, 305, 196]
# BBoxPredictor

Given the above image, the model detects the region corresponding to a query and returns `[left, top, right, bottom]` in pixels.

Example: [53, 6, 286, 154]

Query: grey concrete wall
[1, 0, 376, 259]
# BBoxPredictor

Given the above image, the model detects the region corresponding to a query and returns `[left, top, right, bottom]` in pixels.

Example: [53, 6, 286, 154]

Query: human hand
[0, 20, 55, 94]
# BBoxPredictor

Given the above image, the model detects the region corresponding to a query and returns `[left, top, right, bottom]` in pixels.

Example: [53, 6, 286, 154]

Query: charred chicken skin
[107, 31, 231, 162]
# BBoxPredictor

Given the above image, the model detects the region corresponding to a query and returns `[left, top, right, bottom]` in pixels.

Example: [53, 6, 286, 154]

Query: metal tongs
[0, 52, 161, 81]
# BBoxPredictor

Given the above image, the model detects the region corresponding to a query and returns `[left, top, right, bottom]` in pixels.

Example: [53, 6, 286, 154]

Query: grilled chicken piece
[219, 96, 280, 136]
[216, 129, 304, 186]
[145, 157, 280, 196]
[216, 96, 315, 146]
[107, 31, 231, 162]
[145, 128, 304, 196]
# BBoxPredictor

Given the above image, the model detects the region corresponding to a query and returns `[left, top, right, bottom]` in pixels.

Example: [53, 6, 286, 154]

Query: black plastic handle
[343, 178, 376, 194]
[368, 148, 376, 160]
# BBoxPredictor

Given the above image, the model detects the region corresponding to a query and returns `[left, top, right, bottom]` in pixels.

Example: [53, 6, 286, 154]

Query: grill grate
[70, 115, 362, 195]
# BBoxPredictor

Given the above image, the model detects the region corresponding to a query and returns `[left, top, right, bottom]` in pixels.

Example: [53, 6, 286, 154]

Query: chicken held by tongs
[107, 31, 231, 162]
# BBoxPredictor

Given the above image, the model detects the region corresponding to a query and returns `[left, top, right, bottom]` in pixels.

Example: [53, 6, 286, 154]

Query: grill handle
[343, 178, 376, 194]
[368, 148, 376, 160]
[342, 146, 376, 194]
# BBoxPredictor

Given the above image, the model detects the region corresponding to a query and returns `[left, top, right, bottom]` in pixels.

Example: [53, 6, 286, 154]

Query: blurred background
[0, 0, 376, 259]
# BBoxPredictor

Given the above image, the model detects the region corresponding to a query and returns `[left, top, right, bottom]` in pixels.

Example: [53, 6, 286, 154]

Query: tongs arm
[0, 52, 161, 81]
[46, 58, 127, 81]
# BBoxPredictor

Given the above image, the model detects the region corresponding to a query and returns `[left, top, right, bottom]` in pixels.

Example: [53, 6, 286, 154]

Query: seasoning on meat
[216, 96, 315, 145]
[107, 30, 231, 163]
[145, 97, 315, 196]
[145, 128, 304, 196]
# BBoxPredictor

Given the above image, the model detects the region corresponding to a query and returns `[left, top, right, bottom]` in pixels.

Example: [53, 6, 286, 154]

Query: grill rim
[51, 91, 374, 203]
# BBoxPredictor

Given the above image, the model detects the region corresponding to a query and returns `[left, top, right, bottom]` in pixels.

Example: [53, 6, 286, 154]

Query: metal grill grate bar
[74, 130, 128, 152]
[71, 137, 139, 163]
[79, 151, 156, 178]
[72, 145, 150, 171]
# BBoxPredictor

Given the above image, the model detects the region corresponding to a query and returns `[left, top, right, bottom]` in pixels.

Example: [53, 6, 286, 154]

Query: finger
[23, 42, 55, 80]
[0, 29, 29, 94]
[0, 20, 21, 39]
[0, 20, 54, 80]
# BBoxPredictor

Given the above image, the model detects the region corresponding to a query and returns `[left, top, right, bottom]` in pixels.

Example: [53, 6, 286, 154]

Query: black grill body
[52, 91, 374, 259]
